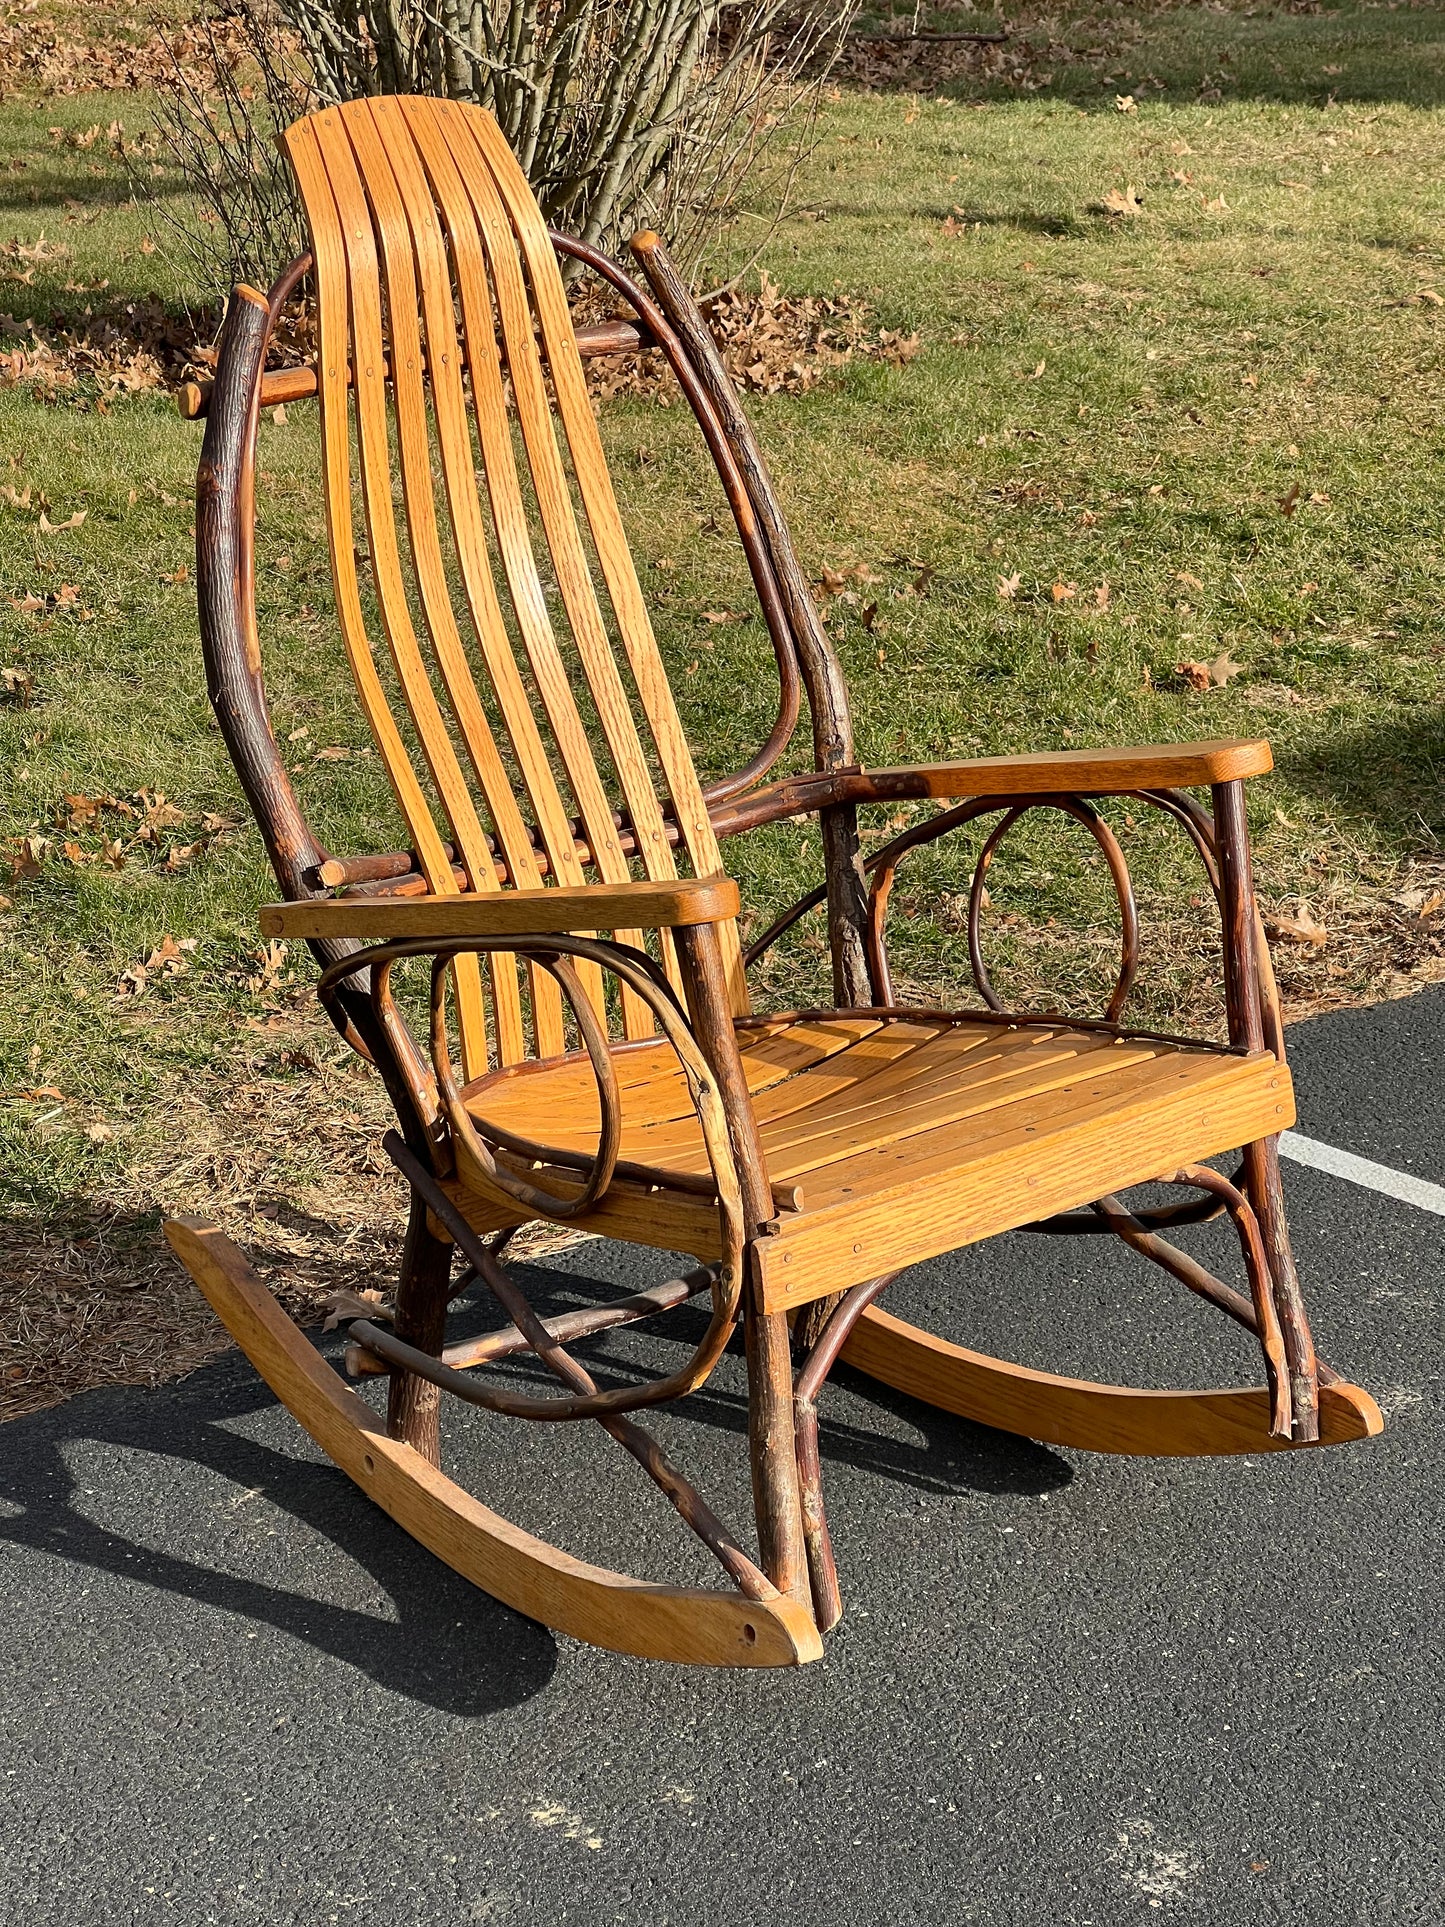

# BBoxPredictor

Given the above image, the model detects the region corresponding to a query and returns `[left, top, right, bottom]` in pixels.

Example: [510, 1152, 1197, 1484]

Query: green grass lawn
[3, 0, 1444, 1406]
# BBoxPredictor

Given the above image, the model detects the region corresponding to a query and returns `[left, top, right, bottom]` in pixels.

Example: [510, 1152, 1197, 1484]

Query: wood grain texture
[857, 741, 1273, 794]
[755, 1045, 1294, 1309]
[261, 875, 740, 940]
[165, 1217, 822, 1666]
[837, 1304, 1383, 1456]
[177, 318, 656, 419]
[437, 1014, 1298, 1316]
[711, 745, 1276, 842]
[279, 94, 755, 1064]
[675, 921, 808, 1604]
[283, 113, 493, 1075]
[424, 102, 732, 1004]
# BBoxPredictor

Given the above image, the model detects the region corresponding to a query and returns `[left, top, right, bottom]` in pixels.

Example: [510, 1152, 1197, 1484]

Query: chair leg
[744, 1283, 811, 1608]
[793, 1274, 898, 1631]
[1243, 1135, 1321, 1442]
[386, 1191, 453, 1467]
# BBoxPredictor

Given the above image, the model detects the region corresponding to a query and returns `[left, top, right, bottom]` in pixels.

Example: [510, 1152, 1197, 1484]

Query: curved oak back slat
[280, 97, 746, 1070]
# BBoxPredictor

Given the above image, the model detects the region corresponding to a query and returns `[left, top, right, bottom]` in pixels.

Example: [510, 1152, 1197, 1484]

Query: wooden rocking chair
[169, 95, 1380, 1667]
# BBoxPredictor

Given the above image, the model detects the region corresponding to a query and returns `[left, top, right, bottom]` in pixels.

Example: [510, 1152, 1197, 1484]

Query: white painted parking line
[1278, 1130, 1445, 1217]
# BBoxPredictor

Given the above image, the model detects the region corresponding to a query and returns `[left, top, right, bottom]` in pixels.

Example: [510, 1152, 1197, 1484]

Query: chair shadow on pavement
[0, 1350, 559, 1717]
[484, 1259, 1076, 1505]
[0, 1259, 1069, 1711]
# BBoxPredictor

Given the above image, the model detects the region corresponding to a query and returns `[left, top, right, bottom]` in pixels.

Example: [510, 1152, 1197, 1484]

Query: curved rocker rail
[838, 1304, 1383, 1458]
[165, 1220, 822, 1668]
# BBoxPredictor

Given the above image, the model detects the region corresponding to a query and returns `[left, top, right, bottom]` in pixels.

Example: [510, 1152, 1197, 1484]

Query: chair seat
[453, 1011, 1295, 1310]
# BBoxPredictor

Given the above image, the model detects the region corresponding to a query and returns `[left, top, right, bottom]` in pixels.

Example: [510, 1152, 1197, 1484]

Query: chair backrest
[280, 96, 745, 1076]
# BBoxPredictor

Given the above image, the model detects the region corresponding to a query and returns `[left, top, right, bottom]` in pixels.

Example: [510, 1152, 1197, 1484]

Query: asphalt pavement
[2, 989, 1441, 1925]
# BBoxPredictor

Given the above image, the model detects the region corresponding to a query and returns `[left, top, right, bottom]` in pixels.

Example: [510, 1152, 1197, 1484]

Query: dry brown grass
[0, 1004, 587, 1423]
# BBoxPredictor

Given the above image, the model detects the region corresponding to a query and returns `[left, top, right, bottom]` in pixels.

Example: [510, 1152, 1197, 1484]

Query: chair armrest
[260, 875, 740, 941]
[710, 740, 1272, 839]
[854, 738, 1272, 801]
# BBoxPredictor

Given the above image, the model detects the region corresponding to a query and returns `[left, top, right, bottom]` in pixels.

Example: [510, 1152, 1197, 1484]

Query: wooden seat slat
[459, 1014, 1281, 1239]
[447, 1020, 1293, 1310]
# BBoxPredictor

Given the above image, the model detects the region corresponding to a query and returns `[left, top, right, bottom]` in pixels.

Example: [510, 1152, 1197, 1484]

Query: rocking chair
[169, 95, 1380, 1668]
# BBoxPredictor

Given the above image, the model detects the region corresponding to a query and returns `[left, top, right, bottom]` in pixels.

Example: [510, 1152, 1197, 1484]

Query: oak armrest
[709, 740, 1273, 840]
[260, 874, 740, 941]
[856, 738, 1272, 800]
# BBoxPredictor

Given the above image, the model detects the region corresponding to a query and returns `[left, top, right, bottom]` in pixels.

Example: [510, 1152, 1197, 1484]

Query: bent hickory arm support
[316, 931, 748, 1421]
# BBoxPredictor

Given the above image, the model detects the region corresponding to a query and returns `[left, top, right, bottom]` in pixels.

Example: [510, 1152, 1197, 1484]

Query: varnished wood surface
[838, 1304, 1384, 1456]
[278, 94, 748, 1072]
[710, 744, 1277, 842]
[165, 1217, 822, 1667]
[261, 874, 740, 941]
[860, 740, 1273, 792]
[442, 1012, 1296, 1307]
[755, 1047, 1292, 1310]
[177, 320, 656, 420]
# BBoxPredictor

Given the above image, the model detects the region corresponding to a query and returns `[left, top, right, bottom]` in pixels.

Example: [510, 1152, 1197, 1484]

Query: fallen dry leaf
[1176, 571, 1204, 592]
[145, 935, 197, 975]
[1051, 580, 1077, 602]
[322, 1288, 394, 1333]
[1267, 906, 1328, 948]
[37, 510, 85, 533]
[1099, 185, 1143, 218]
[997, 572, 1022, 599]
[1278, 482, 1301, 516]
[7, 837, 46, 882]
[1114, 94, 1136, 114]
[1, 665, 36, 704]
[139, 794, 186, 834]
[247, 939, 290, 997]
[1176, 651, 1244, 691]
